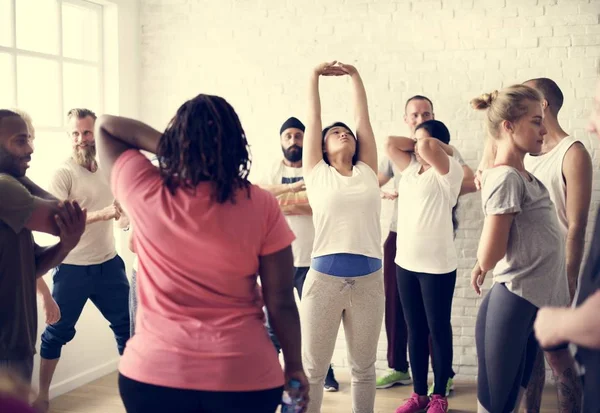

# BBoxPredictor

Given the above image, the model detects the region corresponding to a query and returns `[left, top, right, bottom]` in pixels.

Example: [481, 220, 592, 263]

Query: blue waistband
[311, 254, 382, 277]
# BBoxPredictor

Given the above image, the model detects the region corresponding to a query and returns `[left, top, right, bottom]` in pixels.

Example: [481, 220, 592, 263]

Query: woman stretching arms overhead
[301, 61, 384, 413]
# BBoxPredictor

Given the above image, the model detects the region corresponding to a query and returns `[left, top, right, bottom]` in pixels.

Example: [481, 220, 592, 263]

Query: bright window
[1, 0, 104, 245]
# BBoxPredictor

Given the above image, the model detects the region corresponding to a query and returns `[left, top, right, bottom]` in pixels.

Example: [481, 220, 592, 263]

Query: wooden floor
[48, 370, 559, 413]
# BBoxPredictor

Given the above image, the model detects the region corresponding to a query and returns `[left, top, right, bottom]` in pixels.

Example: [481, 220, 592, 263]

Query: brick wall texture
[139, 0, 600, 380]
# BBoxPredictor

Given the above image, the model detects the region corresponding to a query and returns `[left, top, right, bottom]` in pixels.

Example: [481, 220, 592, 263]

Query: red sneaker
[427, 395, 449, 413]
[395, 393, 429, 413]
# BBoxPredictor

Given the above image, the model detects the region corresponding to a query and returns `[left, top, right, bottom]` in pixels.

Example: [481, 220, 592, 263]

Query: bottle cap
[289, 379, 301, 389]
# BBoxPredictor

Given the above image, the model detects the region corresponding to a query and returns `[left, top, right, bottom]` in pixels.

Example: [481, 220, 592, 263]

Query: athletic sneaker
[427, 395, 449, 413]
[324, 366, 339, 392]
[376, 369, 412, 389]
[395, 393, 429, 413]
[427, 377, 454, 397]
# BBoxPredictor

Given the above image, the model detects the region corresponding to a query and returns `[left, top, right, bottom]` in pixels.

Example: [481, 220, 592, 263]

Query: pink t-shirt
[112, 150, 295, 392]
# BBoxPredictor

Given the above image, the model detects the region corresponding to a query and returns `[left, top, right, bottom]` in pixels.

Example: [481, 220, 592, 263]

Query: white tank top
[524, 136, 581, 237]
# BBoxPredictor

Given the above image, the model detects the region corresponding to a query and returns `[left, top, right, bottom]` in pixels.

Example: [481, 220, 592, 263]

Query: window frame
[0, 0, 105, 132]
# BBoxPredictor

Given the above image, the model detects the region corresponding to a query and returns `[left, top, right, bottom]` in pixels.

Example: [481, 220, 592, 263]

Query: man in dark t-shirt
[0, 110, 85, 384]
[535, 81, 600, 413]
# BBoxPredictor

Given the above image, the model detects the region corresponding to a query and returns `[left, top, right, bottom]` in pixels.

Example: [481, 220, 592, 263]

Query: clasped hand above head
[314, 61, 357, 77]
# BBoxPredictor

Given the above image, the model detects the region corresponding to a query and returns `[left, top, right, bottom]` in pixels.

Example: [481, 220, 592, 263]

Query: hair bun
[471, 90, 499, 110]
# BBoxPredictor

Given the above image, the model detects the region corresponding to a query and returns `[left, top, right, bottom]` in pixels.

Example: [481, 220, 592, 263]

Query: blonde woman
[471, 85, 570, 413]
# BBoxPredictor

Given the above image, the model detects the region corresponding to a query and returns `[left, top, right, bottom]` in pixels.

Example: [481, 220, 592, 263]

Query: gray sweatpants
[300, 269, 384, 413]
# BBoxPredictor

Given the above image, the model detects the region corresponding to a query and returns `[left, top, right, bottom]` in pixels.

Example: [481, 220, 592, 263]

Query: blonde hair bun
[470, 90, 499, 110]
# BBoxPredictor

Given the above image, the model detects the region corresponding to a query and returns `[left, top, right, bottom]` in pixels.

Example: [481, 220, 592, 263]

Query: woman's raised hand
[314, 61, 346, 77]
[337, 62, 358, 76]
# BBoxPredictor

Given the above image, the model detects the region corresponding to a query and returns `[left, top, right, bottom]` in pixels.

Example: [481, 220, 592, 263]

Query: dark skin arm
[25, 198, 63, 236]
[34, 201, 86, 277]
[259, 246, 309, 409]
[95, 115, 162, 178]
[18, 176, 59, 201]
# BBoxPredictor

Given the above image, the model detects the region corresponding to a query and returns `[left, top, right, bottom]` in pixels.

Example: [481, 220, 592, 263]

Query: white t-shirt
[395, 155, 463, 274]
[524, 136, 582, 238]
[305, 160, 382, 260]
[48, 158, 117, 265]
[380, 147, 467, 233]
[259, 161, 314, 267]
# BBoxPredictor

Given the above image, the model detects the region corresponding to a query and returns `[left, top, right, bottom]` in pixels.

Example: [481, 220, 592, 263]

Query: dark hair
[157, 94, 252, 204]
[0, 110, 21, 140]
[321, 122, 359, 165]
[415, 120, 450, 144]
[0, 109, 19, 124]
[524, 78, 564, 116]
[415, 119, 459, 234]
[404, 95, 434, 113]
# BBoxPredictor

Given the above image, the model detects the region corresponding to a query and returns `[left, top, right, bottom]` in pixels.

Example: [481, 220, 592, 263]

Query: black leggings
[396, 265, 456, 396]
[476, 283, 539, 413]
[119, 374, 283, 413]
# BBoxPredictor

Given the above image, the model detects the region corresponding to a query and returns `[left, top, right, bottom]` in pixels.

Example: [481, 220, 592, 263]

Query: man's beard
[73, 144, 97, 170]
[0, 144, 28, 177]
[282, 145, 302, 163]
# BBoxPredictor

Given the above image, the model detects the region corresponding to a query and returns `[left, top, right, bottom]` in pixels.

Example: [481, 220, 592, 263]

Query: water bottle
[281, 379, 302, 413]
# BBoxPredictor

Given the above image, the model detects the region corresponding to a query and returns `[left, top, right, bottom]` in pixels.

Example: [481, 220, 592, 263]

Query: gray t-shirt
[382, 146, 467, 233]
[482, 166, 569, 308]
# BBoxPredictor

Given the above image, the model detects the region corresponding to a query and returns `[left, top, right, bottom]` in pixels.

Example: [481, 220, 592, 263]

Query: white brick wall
[139, 0, 600, 380]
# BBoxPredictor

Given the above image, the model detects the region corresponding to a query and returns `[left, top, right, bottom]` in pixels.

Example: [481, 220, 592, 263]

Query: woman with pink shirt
[95, 95, 308, 413]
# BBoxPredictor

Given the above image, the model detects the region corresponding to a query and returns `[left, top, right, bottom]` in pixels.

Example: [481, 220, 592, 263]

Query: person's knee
[304, 358, 331, 380]
[41, 324, 76, 348]
[39, 339, 64, 360]
[350, 363, 375, 381]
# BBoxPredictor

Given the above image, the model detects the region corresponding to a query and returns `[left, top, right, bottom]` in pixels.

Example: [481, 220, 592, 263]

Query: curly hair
[157, 94, 252, 204]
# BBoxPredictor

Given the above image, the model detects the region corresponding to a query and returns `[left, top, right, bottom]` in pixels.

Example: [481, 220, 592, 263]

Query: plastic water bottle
[281, 379, 302, 413]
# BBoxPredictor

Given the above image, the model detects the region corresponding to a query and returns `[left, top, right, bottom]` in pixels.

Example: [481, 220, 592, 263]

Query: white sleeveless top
[524, 136, 581, 237]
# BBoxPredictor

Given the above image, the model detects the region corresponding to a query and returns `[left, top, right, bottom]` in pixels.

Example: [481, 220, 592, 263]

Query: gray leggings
[476, 283, 539, 413]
